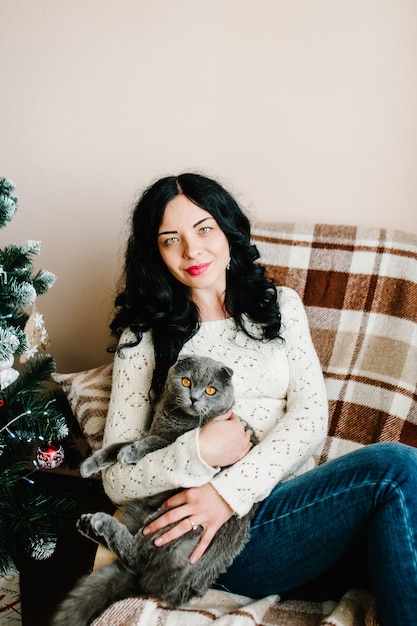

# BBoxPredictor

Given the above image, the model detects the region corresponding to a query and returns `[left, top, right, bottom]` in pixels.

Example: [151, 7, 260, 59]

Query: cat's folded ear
[222, 365, 233, 378]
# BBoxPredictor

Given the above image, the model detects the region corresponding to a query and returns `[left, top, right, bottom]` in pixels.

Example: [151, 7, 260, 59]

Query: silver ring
[188, 518, 198, 531]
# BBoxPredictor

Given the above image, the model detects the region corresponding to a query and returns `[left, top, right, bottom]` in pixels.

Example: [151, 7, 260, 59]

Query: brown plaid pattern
[92, 587, 377, 625]
[252, 222, 417, 464]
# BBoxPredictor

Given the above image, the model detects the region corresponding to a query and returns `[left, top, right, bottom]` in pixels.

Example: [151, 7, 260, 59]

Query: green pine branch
[0, 355, 69, 445]
[0, 322, 29, 360]
[0, 178, 18, 229]
[0, 478, 79, 575]
[0, 241, 39, 272]
[2, 354, 56, 398]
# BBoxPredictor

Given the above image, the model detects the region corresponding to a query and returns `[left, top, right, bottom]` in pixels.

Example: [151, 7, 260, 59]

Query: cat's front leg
[80, 443, 127, 477]
[118, 435, 169, 464]
[77, 512, 135, 568]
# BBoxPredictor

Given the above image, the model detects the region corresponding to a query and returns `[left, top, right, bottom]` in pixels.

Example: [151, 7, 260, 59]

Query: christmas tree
[0, 178, 75, 575]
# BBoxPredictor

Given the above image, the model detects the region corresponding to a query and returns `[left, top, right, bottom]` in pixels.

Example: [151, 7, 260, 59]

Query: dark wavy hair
[110, 173, 282, 395]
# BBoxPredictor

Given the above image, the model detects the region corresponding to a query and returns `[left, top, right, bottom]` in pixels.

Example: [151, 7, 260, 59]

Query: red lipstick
[186, 263, 210, 276]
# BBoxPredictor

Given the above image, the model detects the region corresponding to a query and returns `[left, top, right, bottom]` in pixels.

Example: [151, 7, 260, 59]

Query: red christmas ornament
[36, 443, 65, 469]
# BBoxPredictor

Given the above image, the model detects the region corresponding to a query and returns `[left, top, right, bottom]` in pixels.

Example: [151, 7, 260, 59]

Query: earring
[226, 258, 231, 271]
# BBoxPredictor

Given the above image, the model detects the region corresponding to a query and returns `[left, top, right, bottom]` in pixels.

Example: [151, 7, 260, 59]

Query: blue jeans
[215, 442, 417, 626]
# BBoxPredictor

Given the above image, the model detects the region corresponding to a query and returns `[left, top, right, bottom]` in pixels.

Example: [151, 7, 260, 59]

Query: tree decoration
[20, 307, 51, 362]
[36, 442, 65, 470]
[0, 178, 76, 576]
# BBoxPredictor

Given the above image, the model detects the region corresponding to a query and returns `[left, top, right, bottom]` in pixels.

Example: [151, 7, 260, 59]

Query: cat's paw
[80, 456, 101, 478]
[77, 513, 110, 546]
[118, 442, 141, 464]
[77, 513, 95, 539]
[90, 512, 111, 534]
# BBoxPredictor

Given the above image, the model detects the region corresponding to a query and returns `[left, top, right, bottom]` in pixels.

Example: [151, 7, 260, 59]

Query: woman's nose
[182, 237, 201, 259]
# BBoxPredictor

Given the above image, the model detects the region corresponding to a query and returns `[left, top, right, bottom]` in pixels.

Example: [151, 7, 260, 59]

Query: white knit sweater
[102, 287, 328, 517]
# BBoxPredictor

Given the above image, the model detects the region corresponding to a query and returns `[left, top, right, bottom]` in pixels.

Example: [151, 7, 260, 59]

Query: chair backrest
[252, 222, 417, 464]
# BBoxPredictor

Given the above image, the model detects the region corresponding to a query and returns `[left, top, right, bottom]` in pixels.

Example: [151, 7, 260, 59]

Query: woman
[102, 173, 417, 625]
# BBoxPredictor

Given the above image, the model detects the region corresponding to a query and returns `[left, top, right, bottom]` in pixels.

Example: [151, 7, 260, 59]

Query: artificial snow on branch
[0, 178, 18, 227]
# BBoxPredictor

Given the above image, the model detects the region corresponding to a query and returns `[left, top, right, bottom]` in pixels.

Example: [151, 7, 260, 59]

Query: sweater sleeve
[209, 288, 328, 517]
[101, 329, 220, 505]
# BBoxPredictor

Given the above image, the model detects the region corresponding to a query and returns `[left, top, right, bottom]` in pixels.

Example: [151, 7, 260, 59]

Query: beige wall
[1, 0, 416, 372]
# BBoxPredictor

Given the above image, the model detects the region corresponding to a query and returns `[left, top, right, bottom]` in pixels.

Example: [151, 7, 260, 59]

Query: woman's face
[157, 194, 230, 299]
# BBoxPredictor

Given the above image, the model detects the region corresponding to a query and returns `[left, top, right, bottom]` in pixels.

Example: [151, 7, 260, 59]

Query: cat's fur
[52, 355, 258, 626]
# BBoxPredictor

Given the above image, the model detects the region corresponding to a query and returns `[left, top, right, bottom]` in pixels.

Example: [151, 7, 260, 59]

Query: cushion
[52, 364, 113, 450]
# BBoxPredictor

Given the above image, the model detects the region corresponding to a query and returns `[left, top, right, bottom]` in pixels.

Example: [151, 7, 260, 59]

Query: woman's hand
[199, 411, 253, 467]
[143, 483, 234, 563]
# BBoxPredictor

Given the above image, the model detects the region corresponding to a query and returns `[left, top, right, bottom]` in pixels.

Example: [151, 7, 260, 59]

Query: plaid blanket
[92, 588, 377, 626]
[252, 222, 417, 463]
[91, 222, 417, 626]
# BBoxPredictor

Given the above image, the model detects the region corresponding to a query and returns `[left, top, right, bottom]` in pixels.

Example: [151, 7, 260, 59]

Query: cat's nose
[190, 396, 198, 404]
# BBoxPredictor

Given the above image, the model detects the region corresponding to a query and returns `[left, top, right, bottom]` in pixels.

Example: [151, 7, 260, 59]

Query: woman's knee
[367, 441, 417, 465]
[362, 442, 417, 488]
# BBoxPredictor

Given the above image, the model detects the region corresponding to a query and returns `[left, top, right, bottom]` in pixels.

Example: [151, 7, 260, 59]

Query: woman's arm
[209, 287, 328, 516]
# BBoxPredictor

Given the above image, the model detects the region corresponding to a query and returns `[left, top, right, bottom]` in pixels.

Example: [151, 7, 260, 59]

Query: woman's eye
[164, 236, 179, 246]
[205, 386, 217, 396]
[199, 226, 212, 234]
[182, 377, 191, 388]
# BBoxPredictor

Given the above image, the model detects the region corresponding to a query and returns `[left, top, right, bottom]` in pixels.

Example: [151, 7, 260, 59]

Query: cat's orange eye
[182, 377, 191, 388]
[205, 386, 217, 396]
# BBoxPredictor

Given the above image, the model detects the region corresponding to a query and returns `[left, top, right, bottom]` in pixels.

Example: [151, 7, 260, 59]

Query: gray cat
[52, 355, 258, 626]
